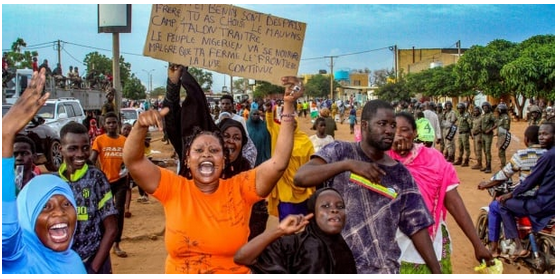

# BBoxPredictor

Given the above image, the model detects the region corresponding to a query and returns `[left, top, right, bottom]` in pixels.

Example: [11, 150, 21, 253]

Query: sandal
[114, 247, 128, 258]
[511, 249, 530, 260]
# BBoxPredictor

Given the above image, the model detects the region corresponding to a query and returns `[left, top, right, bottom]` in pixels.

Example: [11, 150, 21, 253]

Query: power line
[301, 46, 392, 61]
[62, 40, 145, 57]
[62, 48, 86, 66]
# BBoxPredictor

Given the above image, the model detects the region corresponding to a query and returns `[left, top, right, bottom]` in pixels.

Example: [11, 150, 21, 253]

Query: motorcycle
[476, 180, 555, 274]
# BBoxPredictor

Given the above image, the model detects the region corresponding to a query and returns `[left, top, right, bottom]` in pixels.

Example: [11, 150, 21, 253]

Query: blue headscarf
[246, 109, 271, 167]
[3, 174, 85, 274]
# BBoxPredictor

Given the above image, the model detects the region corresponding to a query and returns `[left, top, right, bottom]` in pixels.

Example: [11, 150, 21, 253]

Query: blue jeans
[488, 201, 502, 242]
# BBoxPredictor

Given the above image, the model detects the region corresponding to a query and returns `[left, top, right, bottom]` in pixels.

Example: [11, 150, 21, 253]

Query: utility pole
[142, 69, 155, 95]
[393, 45, 398, 82]
[457, 40, 461, 57]
[56, 40, 62, 69]
[325, 56, 337, 100]
[112, 33, 121, 113]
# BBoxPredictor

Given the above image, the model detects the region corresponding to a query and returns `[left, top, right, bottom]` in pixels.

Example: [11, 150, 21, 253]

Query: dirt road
[111, 113, 532, 274]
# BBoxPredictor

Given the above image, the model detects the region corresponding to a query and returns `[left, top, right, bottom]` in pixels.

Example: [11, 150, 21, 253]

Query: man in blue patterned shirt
[58, 122, 118, 273]
[478, 125, 547, 257]
[294, 99, 439, 274]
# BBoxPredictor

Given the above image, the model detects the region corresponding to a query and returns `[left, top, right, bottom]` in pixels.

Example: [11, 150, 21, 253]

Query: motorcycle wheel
[538, 235, 555, 274]
[476, 210, 489, 245]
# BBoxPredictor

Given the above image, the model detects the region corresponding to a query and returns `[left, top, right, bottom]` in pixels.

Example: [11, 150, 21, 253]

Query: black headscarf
[251, 187, 357, 274]
[305, 188, 357, 273]
[217, 118, 251, 178]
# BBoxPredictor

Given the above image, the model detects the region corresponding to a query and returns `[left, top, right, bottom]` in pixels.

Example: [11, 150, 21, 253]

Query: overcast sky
[2, 3, 555, 93]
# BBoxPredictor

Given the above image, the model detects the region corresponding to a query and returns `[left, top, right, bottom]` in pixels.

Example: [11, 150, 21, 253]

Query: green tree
[253, 81, 284, 99]
[305, 74, 333, 98]
[372, 69, 392, 87]
[122, 75, 146, 100]
[4, 38, 39, 69]
[375, 80, 411, 102]
[187, 67, 213, 92]
[233, 78, 250, 94]
[454, 39, 517, 98]
[150, 86, 166, 99]
[83, 51, 132, 88]
[501, 35, 555, 116]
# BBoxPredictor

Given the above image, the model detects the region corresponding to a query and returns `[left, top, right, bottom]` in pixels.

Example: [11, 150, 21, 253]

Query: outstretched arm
[234, 213, 312, 266]
[3, 68, 50, 158]
[294, 156, 386, 187]
[254, 77, 301, 197]
[123, 108, 169, 194]
[445, 188, 493, 264]
[3, 68, 49, 259]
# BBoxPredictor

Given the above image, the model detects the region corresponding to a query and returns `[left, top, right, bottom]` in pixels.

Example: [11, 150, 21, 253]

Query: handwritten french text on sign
[143, 4, 307, 85]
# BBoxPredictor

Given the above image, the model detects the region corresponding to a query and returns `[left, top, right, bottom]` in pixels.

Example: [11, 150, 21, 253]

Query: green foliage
[376, 80, 412, 102]
[123, 75, 146, 100]
[83, 51, 132, 87]
[372, 69, 393, 87]
[150, 86, 166, 99]
[500, 35, 555, 114]
[253, 80, 284, 98]
[305, 74, 335, 98]
[4, 38, 39, 69]
[187, 67, 213, 92]
[233, 78, 250, 94]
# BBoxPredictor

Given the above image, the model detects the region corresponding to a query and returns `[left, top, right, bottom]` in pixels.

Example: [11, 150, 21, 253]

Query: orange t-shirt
[153, 167, 261, 274]
[91, 134, 126, 183]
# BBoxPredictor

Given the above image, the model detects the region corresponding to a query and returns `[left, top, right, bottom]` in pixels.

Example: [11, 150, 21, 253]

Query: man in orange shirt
[90, 112, 128, 258]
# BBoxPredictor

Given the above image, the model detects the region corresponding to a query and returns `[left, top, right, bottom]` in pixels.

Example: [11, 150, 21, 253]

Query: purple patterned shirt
[314, 141, 433, 274]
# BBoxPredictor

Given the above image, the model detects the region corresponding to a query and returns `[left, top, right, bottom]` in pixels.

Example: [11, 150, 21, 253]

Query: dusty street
[111, 112, 533, 274]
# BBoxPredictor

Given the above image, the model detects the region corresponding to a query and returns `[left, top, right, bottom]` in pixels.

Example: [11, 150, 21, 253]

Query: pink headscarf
[387, 143, 459, 239]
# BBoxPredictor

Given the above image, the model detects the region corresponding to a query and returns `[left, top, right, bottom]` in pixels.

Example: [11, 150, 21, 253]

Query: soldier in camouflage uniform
[442, 101, 457, 162]
[480, 102, 497, 173]
[527, 106, 544, 126]
[454, 102, 472, 167]
[436, 103, 446, 156]
[470, 106, 483, 169]
[496, 103, 511, 168]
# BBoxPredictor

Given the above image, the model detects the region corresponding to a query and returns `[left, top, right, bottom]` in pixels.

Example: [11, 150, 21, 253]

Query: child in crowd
[309, 117, 335, 153]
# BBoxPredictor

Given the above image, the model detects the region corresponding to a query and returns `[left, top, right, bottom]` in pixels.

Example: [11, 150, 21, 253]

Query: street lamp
[142, 69, 155, 95]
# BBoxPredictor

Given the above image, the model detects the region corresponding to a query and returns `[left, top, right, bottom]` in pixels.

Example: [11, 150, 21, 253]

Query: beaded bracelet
[280, 113, 295, 118]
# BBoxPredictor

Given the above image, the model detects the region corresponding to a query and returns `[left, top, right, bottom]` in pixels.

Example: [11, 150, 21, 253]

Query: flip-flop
[511, 249, 530, 260]
[114, 248, 128, 258]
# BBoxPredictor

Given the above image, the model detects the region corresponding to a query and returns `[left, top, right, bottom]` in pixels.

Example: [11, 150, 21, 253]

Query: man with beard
[293, 99, 440, 274]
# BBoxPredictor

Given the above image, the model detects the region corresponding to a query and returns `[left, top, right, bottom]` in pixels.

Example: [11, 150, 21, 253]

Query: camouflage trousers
[457, 133, 471, 160]
[472, 133, 482, 163]
[481, 133, 493, 164]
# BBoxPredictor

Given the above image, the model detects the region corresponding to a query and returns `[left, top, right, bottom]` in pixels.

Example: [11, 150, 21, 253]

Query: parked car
[2, 104, 63, 172]
[36, 98, 85, 136]
[120, 107, 157, 131]
[120, 107, 143, 126]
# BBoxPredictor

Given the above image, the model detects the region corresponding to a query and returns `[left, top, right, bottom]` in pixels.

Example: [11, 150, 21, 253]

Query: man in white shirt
[422, 102, 442, 146]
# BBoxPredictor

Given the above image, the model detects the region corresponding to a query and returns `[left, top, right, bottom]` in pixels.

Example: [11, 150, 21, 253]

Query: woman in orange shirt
[123, 70, 303, 274]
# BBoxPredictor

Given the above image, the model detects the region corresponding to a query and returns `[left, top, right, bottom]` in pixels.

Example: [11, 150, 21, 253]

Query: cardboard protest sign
[143, 4, 307, 85]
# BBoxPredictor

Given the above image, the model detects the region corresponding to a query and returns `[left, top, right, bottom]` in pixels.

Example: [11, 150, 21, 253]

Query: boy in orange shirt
[90, 112, 128, 258]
